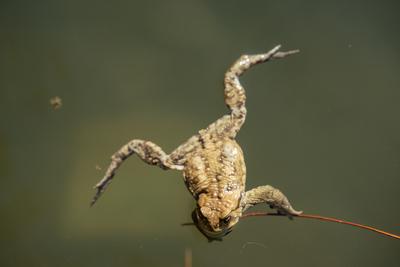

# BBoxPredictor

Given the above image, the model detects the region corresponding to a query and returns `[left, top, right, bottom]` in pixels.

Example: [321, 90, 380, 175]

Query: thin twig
[241, 211, 400, 240]
[184, 248, 192, 267]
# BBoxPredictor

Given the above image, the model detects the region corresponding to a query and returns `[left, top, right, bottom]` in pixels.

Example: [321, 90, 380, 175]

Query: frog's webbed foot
[91, 139, 183, 206]
[242, 185, 302, 217]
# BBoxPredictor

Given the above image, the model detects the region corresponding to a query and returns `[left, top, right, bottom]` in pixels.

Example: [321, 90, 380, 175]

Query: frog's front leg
[242, 185, 302, 216]
[91, 139, 183, 206]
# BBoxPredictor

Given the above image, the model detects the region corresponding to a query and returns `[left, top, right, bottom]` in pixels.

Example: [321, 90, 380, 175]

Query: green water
[1, 0, 399, 266]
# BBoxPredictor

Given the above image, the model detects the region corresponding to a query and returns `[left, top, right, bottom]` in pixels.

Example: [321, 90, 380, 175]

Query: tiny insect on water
[91, 45, 400, 241]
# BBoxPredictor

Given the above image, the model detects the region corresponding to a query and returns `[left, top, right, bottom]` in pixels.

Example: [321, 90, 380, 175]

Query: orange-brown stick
[241, 212, 400, 240]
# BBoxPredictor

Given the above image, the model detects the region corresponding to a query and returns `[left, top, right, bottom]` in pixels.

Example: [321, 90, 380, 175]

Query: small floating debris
[50, 96, 62, 110]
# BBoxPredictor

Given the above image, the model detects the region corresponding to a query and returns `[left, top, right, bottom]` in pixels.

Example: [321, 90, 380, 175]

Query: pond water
[1, 1, 399, 266]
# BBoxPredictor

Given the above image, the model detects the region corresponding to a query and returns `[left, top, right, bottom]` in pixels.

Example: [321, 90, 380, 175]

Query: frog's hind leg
[242, 185, 302, 216]
[169, 46, 300, 164]
[223, 45, 299, 138]
[91, 139, 182, 206]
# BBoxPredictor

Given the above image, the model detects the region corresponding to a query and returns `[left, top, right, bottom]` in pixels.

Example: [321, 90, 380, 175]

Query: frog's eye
[222, 216, 231, 224]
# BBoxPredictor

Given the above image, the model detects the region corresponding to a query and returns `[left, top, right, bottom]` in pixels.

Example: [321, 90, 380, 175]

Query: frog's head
[192, 207, 241, 241]
[191, 194, 242, 241]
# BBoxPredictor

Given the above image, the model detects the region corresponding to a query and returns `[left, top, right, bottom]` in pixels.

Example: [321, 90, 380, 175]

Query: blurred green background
[1, 0, 399, 266]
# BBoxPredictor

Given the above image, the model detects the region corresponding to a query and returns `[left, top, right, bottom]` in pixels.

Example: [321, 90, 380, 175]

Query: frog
[91, 45, 302, 241]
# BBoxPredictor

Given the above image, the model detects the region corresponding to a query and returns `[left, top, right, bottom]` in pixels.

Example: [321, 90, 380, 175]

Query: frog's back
[183, 137, 246, 214]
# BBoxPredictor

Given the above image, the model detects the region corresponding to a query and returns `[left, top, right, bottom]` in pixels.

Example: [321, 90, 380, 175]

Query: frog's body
[184, 139, 245, 202]
[184, 138, 245, 237]
[91, 45, 302, 240]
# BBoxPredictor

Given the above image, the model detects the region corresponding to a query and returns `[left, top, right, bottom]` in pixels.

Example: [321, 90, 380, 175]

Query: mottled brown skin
[91, 45, 302, 240]
[184, 138, 245, 238]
